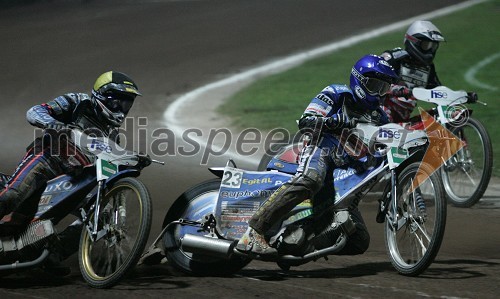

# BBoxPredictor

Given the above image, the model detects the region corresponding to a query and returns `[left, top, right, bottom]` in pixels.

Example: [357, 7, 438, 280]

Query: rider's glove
[325, 113, 356, 130]
[350, 155, 376, 174]
[388, 84, 412, 97]
[298, 116, 320, 130]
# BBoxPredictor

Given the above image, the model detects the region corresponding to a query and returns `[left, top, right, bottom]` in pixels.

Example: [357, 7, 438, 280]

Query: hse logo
[431, 90, 447, 99]
[88, 139, 112, 153]
[378, 128, 401, 139]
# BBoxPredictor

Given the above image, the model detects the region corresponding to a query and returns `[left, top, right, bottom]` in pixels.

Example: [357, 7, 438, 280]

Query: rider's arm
[26, 93, 82, 128]
[380, 48, 407, 74]
[387, 84, 412, 98]
[298, 85, 350, 131]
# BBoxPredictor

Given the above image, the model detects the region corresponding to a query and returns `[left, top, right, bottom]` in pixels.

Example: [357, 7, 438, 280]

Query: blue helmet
[349, 54, 398, 110]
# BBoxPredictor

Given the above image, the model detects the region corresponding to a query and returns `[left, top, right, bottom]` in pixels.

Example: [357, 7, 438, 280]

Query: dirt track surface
[1, 1, 499, 298]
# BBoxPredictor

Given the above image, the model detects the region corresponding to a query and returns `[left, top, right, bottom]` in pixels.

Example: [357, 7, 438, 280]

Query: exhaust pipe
[181, 234, 235, 259]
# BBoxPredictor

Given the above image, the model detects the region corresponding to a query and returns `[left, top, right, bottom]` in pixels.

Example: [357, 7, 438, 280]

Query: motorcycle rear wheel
[441, 117, 493, 207]
[79, 177, 152, 288]
[162, 179, 250, 276]
[385, 162, 446, 276]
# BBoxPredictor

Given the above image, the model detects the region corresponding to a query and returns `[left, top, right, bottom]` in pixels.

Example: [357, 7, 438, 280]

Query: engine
[274, 210, 356, 255]
[0, 220, 55, 261]
[311, 210, 354, 249]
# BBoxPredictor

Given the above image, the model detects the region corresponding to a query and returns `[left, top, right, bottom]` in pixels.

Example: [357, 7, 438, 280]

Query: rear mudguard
[208, 167, 225, 178]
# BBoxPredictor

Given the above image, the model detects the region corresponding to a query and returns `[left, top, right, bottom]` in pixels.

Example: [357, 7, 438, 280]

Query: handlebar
[137, 154, 166, 167]
[151, 159, 165, 165]
[466, 91, 478, 104]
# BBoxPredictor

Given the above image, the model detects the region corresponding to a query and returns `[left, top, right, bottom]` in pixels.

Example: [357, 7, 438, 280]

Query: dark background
[1, 1, 499, 298]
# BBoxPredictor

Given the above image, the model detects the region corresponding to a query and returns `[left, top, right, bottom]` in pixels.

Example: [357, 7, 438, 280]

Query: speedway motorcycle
[258, 86, 492, 208]
[0, 126, 163, 288]
[411, 86, 492, 207]
[142, 120, 447, 276]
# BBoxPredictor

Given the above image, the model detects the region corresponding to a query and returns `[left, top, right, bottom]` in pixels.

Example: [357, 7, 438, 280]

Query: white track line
[163, 0, 487, 165]
[464, 52, 500, 91]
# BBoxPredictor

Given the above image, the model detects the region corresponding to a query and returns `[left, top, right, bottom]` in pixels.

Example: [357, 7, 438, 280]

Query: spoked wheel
[442, 118, 493, 207]
[162, 179, 250, 276]
[385, 162, 446, 276]
[79, 177, 152, 288]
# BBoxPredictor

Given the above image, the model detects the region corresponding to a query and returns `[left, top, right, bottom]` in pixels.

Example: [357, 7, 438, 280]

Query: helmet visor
[364, 77, 391, 96]
[104, 94, 135, 114]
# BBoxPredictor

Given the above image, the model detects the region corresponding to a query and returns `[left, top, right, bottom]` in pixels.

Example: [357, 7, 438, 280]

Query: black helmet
[91, 71, 141, 127]
[404, 20, 445, 65]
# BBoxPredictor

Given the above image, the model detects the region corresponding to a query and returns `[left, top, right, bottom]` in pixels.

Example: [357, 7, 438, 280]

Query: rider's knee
[295, 169, 324, 194]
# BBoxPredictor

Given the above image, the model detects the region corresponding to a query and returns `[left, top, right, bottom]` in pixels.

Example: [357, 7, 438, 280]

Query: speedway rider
[236, 54, 400, 255]
[0, 71, 141, 272]
[380, 20, 445, 123]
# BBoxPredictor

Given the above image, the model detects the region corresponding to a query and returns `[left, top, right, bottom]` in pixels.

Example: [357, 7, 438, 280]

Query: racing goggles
[363, 77, 391, 96]
[419, 40, 439, 52]
[104, 94, 135, 114]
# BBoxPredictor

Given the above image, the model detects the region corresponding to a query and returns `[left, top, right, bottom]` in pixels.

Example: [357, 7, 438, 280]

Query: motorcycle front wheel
[441, 117, 493, 207]
[162, 179, 250, 276]
[385, 162, 446, 276]
[79, 177, 152, 288]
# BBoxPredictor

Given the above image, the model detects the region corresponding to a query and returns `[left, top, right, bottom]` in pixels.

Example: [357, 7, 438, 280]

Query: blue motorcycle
[143, 121, 447, 276]
[0, 127, 163, 288]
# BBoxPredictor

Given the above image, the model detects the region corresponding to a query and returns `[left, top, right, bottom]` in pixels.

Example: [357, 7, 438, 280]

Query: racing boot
[235, 226, 278, 256]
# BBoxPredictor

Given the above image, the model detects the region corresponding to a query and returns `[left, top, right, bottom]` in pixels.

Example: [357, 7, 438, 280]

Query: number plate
[97, 159, 118, 180]
[388, 147, 409, 169]
[221, 169, 244, 188]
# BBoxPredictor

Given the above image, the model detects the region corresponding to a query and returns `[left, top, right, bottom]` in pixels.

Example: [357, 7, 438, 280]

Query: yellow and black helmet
[91, 71, 141, 126]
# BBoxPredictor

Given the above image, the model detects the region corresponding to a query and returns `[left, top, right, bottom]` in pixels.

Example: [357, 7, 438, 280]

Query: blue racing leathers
[249, 84, 388, 255]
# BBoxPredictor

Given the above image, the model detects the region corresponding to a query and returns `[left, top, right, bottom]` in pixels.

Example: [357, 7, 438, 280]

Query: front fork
[390, 169, 400, 229]
[80, 179, 107, 242]
[377, 169, 404, 230]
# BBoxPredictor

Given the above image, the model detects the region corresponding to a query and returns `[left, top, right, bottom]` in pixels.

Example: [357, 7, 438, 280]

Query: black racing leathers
[0, 93, 117, 221]
[380, 48, 442, 123]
